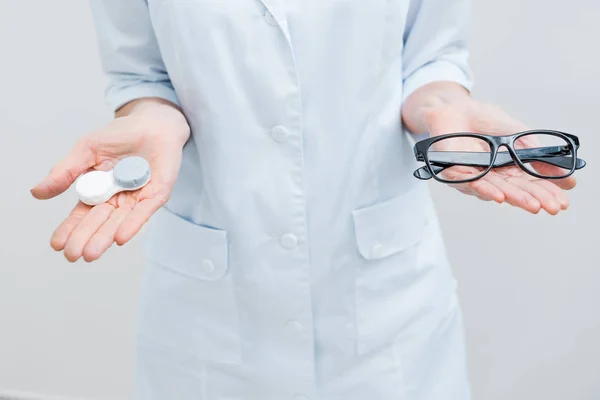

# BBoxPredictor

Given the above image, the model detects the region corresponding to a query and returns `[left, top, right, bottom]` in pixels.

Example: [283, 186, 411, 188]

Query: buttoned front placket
[258, 0, 316, 398]
[260, 0, 293, 45]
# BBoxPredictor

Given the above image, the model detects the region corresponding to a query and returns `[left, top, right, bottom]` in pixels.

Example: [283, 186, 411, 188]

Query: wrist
[119, 98, 191, 147]
[402, 82, 472, 134]
[420, 97, 476, 135]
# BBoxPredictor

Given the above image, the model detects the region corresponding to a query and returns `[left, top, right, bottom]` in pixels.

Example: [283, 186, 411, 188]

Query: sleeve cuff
[105, 81, 181, 112]
[402, 60, 474, 104]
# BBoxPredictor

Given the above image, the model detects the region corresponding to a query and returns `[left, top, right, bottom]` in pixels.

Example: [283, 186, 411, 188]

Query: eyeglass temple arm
[426, 146, 569, 166]
[415, 153, 587, 180]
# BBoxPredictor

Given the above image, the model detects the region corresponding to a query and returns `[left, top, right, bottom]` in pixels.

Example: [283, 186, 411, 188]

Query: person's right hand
[31, 99, 190, 262]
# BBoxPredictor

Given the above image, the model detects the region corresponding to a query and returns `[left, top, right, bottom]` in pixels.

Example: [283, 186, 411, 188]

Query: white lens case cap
[75, 156, 151, 206]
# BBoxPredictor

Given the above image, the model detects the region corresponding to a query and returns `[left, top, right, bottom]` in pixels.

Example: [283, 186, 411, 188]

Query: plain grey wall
[0, 1, 598, 399]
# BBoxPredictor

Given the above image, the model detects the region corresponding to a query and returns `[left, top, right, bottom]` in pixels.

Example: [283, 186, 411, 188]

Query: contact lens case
[75, 156, 151, 206]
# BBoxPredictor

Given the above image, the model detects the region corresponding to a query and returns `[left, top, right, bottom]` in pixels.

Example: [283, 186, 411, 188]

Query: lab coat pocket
[352, 184, 432, 355]
[352, 185, 428, 261]
[137, 206, 242, 364]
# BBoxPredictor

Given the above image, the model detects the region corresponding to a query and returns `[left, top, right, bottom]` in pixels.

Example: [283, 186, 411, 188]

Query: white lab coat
[90, 0, 474, 398]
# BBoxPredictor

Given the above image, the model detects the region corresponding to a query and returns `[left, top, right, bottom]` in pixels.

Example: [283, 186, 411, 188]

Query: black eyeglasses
[413, 129, 587, 184]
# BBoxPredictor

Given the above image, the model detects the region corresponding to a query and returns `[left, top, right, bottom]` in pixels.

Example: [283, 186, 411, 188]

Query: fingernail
[30, 182, 42, 192]
[31, 180, 47, 193]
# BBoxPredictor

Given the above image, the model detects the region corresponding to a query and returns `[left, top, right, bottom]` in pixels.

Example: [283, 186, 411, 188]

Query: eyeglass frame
[413, 129, 582, 184]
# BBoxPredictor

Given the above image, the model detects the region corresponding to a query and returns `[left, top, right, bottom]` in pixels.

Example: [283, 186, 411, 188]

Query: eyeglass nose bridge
[496, 141, 516, 155]
[494, 140, 528, 168]
[490, 137, 517, 161]
[497, 136, 513, 145]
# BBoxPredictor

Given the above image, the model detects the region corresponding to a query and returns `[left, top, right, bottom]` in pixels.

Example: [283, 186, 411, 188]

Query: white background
[0, 1, 598, 399]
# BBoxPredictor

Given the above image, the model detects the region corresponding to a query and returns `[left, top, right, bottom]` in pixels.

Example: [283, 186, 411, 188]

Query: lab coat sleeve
[401, 0, 474, 103]
[89, 0, 180, 111]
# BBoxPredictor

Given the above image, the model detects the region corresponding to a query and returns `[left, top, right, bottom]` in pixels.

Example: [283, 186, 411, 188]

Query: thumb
[31, 139, 96, 200]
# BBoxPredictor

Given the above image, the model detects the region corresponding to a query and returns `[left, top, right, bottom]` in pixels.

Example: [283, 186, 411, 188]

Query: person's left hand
[423, 100, 576, 215]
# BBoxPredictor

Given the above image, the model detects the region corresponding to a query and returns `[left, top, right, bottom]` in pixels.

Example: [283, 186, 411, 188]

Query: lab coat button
[286, 320, 303, 332]
[280, 233, 298, 249]
[201, 259, 215, 274]
[270, 126, 289, 143]
[264, 9, 278, 26]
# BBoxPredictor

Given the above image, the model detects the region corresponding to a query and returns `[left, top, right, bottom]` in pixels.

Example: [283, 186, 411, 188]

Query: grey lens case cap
[113, 156, 151, 189]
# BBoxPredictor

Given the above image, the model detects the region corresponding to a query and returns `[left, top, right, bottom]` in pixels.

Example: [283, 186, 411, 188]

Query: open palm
[426, 103, 576, 214]
[31, 114, 187, 262]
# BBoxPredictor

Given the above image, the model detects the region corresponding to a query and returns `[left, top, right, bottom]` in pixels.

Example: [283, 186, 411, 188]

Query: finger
[115, 196, 167, 246]
[83, 204, 134, 262]
[552, 175, 577, 191]
[484, 174, 542, 214]
[507, 177, 561, 215]
[439, 165, 485, 183]
[449, 184, 475, 197]
[51, 202, 93, 251]
[63, 203, 115, 262]
[31, 139, 96, 200]
[528, 162, 577, 191]
[466, 179, 505, 203]
[535, 180, 570, 210]
[443, 165, 504, 202]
